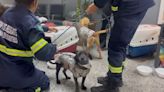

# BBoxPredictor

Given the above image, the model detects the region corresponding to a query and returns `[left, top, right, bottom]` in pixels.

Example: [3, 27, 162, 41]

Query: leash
[52, 26, 72, 43]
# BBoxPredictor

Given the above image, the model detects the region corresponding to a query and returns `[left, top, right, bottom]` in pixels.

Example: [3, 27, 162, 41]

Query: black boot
[91, 81, 120, 92]
[0, 87, 5, 90]
[97, 76, 123, 87]
[0, 87, 9, 92]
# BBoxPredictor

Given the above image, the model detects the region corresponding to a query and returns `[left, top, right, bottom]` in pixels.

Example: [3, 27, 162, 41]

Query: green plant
[76, 0, 81, 22]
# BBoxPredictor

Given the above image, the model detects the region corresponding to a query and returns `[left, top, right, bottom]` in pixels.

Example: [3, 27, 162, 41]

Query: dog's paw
[66, 77, 71, 80]
[81, 86, 87, 90]
[57, 80, 61, 84]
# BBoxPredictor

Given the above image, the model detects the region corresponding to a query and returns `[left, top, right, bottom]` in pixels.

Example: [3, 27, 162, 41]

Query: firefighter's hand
[86, 3, 98, 15]
[48, 27, 58, 32]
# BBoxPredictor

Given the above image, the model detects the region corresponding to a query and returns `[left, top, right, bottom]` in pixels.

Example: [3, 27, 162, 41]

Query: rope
[52, 26, 72, 43]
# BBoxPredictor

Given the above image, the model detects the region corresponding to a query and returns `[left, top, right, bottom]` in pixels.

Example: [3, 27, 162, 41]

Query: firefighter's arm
[28, 27, 57, 61]
[94, 0, 109, 8]
[86, 0, 108, 15]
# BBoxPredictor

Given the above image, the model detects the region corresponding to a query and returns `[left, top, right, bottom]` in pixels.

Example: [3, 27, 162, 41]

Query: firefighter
[86, 0, 155, 92]
[0, 0, 57, 91]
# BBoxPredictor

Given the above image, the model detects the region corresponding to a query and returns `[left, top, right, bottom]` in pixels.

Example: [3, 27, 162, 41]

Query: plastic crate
[127, 45, 156, 57]
[44, 26, 79, 52]
[127, 24, 161, 57]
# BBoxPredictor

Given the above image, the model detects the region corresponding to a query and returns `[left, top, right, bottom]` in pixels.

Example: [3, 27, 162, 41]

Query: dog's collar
[77, 63, 91, 70]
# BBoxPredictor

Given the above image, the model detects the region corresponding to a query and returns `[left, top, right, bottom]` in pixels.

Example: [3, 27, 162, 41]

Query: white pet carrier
[44, 26, 79, 51]
[127, 24, 161, 57]
[130, 24, 161, 47]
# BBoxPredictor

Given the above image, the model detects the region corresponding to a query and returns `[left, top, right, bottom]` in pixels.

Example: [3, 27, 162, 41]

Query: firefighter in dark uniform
[86, 0, 155, 92]
[0, 0, 57, 92]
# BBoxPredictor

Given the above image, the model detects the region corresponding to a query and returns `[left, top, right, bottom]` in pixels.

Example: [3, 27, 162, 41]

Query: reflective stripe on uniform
[31, 38, 48, 54]
[0, 44, 33, 57]
[35, 87, 41, 92]
[109, 64, 122, 73]
[111, 6, 118, 11]
[0, 38, 48, 57]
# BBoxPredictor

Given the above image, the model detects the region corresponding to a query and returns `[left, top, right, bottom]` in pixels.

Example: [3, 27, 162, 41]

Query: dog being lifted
[73, 17, 102, 59]
[46, 18, 102, 59]
[50, 51, 92, 92]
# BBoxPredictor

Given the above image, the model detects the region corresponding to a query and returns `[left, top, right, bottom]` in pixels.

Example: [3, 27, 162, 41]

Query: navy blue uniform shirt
[94, 0, 155, 15]
[0, 5, 56, 88]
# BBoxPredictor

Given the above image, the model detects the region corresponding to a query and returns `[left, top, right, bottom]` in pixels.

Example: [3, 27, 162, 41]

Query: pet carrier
[127, 24, 161, 57]
[44, 26, 79, 52]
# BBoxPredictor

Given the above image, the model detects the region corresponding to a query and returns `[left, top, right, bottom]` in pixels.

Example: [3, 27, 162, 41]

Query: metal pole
[154, 24, 164, 68]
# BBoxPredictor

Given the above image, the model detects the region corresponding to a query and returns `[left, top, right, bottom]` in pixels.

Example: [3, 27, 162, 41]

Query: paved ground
[1, 51, 164, 92]
[38, 51, 164, 92]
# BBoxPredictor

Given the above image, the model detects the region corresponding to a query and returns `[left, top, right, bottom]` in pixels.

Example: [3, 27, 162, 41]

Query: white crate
[44, 26, 79, 51]
[130, 24, 161, 47]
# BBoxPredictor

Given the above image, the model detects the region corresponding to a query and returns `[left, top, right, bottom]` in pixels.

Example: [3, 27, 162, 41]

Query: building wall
[38, 0, 62, 4]
[0, 0, 161, 24]
[0, 0, 14, 5]
[38, 0, 77, 15]
[141, 0, 161, 24]
[37, 0, 161, 24]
